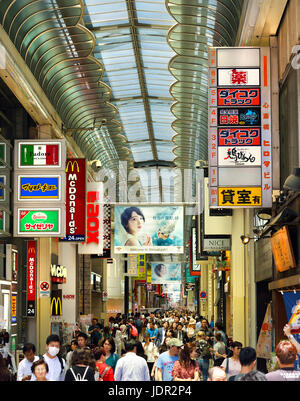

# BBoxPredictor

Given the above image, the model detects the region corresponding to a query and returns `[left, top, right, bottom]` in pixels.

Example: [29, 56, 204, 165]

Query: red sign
[27, 241, 36, 317]
[218, 88, 260, 107]
[64, 159, 86, 241]
[218, 128, 261, 146]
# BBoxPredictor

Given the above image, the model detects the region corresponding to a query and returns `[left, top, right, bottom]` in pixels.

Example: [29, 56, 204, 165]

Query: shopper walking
[228, 347, 257, 381]
[32, 334, 65, 381]
[195, 331, 211, 381]
[17, 343, 39, 381]
[31, 359, 49, 382]
[213, 332, 227, 366]
[172, 343, 200, 381]
[143, 333, 159, 378]
[101, 338, 119, 373]
[156, 338, 182, 381]
[0, 353, 13, 381]
[114, 340, 150, 381]
[221, 341, 242, 378]
[265, 340, 300, 381]
[65, 349, 95, 381]
[94, 347, 114, 381]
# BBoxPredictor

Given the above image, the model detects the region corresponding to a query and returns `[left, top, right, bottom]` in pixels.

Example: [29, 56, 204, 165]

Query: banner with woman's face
[151, 263, 182, 284]
[114, 206, 184, 254]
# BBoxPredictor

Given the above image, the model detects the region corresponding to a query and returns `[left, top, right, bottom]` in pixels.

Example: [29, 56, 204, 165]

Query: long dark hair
[0, 353, 11, 381]
[178, 343, 197, 368]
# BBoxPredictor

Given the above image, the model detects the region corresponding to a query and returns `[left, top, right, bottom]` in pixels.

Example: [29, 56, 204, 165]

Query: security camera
[87, 160, 102, 169]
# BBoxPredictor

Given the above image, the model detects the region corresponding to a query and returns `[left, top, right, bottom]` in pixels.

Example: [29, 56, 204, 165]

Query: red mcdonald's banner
[62, 158, 86, 242]
[27, 240, 36, 317]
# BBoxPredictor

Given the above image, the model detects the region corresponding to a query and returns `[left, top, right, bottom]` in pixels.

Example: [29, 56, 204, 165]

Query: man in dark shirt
[88, 318, 102, 347]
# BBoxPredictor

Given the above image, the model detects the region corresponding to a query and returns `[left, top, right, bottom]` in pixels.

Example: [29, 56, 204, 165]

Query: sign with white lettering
[27, 241, 36, 317]
[208, 47, 272, 208]
[60, 159, 86, 242]
[78, 182, 103, 255]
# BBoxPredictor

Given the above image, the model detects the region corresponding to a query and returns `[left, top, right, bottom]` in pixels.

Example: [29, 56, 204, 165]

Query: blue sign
[19, 176, 60, 199]
[0, 176, 4, 199]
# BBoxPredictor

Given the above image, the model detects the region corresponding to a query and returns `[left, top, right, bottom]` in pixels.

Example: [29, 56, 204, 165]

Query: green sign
[186, 262, 196, 284]
[19, 210, 60, 234]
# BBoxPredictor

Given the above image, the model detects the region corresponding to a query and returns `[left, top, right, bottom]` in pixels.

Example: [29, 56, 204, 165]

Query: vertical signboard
[208, 47, 272, 208]
[60, 159, 86, 242]
[78, 182, 103, 255]
[27, 241, 36, 317]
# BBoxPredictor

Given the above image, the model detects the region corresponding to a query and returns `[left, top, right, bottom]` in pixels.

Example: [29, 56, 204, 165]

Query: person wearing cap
[156, 338, 182, 381]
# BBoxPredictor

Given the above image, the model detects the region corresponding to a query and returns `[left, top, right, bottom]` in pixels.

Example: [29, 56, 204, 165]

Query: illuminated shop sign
[27, 241, 36, 317]
[17, 209, 61, 235]
[60, 159, 86, 242]
[17, 175, 61, 200]
[208, 47, 272, 208]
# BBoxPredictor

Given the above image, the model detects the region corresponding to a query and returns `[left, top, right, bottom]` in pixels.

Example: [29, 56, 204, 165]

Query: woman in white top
[143, 333, 159, 379]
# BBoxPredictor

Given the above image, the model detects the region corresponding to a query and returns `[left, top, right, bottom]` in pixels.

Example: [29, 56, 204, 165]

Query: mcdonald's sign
[61, 158, 86, 242]
[27, 241, 36, 317]
[51, 290, 62, 316]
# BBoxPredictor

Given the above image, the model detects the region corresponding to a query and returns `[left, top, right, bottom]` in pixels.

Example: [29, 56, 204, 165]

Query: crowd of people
[1, 310, 300, 381]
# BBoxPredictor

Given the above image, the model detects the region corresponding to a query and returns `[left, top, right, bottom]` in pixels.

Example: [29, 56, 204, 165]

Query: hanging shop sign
[218, 127, 261, 146]
[217, 88, 260, 106]
[127, 254, 138, 276]
[16, 208, 62, 236]
[208, 47, 272, 209]
[27, 241, 36, 317]
[270, 226, 296, 272]
[135, 254, 146, 282]
[50, 290, 62, 316]
[11, 294, 17, 324]
[203, 236, 231, 252]
[50, 264, 67, 283]
[114, 205, 184, 254]
[16, 141, 64, 169]
[16, 175, 62, 200]
[60, 159, 86, 242]
[78, 182, 103, 255]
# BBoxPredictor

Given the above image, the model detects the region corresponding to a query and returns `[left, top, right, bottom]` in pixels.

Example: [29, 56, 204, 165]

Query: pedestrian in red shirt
[93, 348, 114, 381]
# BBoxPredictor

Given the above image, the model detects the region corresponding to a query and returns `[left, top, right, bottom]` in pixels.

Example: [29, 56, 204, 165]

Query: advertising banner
[151, 262, 181, 284]
[208, 47, 272, 209]
[17, 208, 61, 235]
[27, 241, 36, 317]
[17, 142, 62, 168]
[78, 182, 103, 255]
[114, 206, 184, 254]
[256, 303, 272, 359]
[61, 159, 86, 242]
[11, 294, 17, 324]
[17, 175, 62, 200]
[282, 292, 300, 370]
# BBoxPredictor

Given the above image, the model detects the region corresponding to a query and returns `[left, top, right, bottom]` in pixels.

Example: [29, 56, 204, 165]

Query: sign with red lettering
[78, 182, 103, 255]
[60, 159, 86, 242]
[27, 241, 36, 317]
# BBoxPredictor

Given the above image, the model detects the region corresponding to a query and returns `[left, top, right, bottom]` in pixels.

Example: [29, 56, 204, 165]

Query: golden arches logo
[66, 160, 80, 173]
[50, 297, 62, 316]
[28, 247, 36, 254]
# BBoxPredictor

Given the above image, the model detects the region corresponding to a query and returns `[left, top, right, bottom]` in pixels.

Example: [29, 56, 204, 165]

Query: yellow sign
[136, 254, 146, 281]
[147, 266, 152, 284]
[270, 226, 296, 272]
[218, 187, 262, 207]
[66, 160, 80, 172]
[50, 296, 62, 316]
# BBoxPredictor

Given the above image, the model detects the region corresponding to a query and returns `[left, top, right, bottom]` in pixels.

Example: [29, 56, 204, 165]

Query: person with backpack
[64, 349, 95, 381]
[127, 319, 139, 339]
[94, 347, 114, 381]
[195, 331, 212, 381]
[32, 334, 65, 381]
